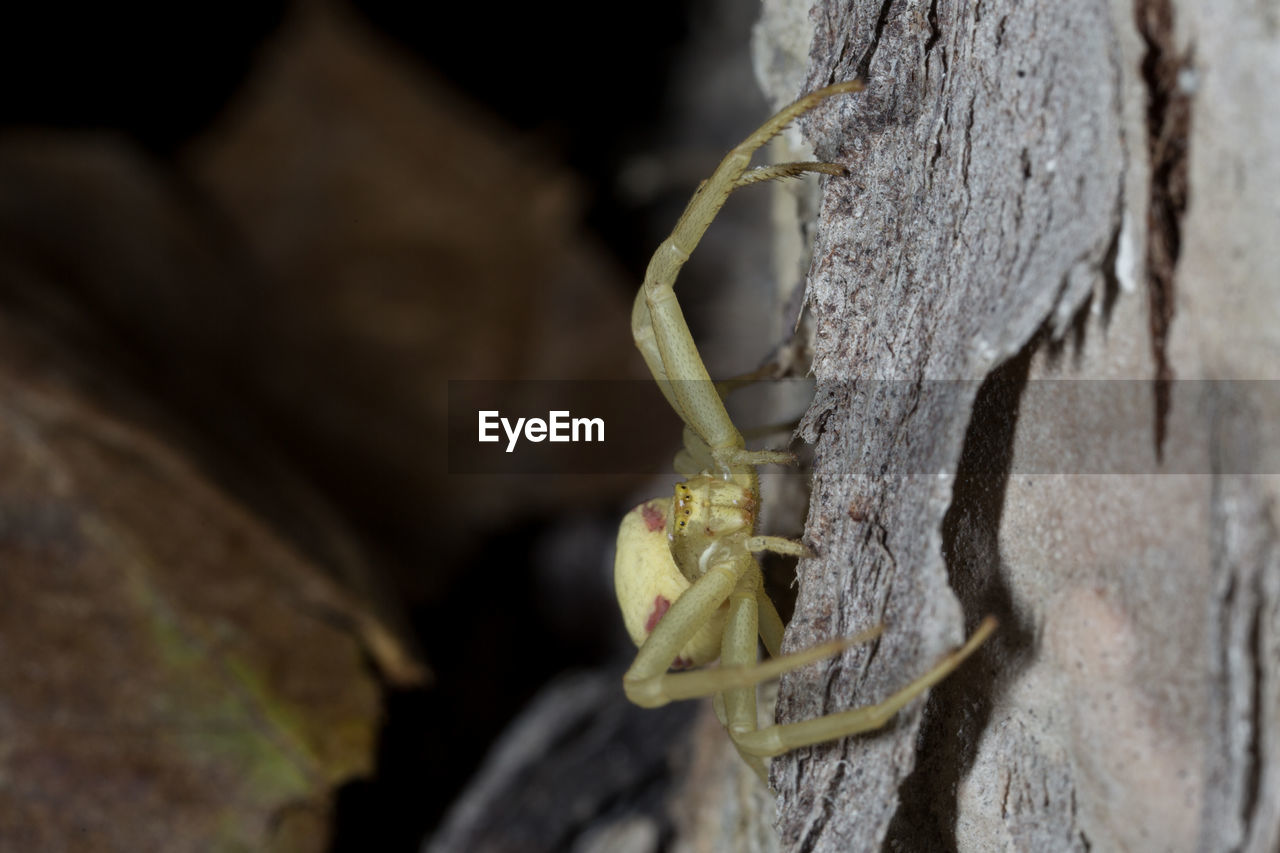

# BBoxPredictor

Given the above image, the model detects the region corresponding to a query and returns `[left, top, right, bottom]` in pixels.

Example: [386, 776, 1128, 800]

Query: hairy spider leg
[630, 80, 864, 472]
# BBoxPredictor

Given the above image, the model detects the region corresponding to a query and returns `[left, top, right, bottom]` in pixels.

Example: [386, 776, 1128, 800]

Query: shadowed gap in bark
[1135, 0, 1191, 461]
[882, 340, 1040, 850]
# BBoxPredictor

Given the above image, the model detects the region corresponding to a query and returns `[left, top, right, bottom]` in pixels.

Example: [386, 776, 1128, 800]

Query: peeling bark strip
[1205, 473, 1280, 852]
[1136, 0, 1191, 459]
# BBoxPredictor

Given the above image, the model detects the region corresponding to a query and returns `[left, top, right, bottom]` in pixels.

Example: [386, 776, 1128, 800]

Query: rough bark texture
[759, 0, 1280, 851]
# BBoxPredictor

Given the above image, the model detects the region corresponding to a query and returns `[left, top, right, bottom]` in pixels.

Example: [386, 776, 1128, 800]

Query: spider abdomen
[614, 498, 727, 667]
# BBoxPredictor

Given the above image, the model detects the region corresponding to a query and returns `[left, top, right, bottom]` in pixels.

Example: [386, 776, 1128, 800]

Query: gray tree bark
[754, 0, 1280, 851]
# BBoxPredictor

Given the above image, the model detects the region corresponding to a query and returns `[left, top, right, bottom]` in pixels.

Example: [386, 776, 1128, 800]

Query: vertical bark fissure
[856, 0, 898, 81]
[924, 0, 943, 56]
[1242, 583, 1264, 839]
[1135, 0, 1191, 460]
[797, 762, 847, 853]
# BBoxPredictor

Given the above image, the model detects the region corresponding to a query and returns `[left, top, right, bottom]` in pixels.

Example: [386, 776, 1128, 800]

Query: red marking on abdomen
[642, 502, 665, 532]
[645, 595, 671, 633]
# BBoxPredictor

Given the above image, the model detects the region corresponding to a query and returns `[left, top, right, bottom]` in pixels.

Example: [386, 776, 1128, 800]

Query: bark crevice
[1135, 0, 1191, 459]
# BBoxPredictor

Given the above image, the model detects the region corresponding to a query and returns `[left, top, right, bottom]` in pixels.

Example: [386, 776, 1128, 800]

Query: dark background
[0, 2, 780, 849]
[0, 1, 690, 271]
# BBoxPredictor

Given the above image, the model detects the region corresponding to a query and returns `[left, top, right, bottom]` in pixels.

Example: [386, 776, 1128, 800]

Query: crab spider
[614, 80, 997, 781]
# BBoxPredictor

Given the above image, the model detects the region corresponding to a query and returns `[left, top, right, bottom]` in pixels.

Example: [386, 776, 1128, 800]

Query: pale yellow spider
[614, 80, 997, 781]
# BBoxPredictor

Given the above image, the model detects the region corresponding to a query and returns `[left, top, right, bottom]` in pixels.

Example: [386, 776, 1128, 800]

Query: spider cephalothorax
[616, 474, 765, 669]
[613, 80, 995, 781]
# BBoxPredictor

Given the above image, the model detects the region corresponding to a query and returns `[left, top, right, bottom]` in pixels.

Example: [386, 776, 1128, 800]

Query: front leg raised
[629, 80, 864, 455]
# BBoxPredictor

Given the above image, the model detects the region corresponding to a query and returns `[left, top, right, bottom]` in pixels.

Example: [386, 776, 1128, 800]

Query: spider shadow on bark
[882, 339, 1041, 851]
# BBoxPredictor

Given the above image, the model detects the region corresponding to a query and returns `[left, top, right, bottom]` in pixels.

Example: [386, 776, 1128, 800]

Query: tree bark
[759, 1, 1280, 851]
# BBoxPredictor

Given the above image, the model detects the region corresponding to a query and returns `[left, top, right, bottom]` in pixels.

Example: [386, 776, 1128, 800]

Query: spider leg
[623, 555, 743, 708]
[714, 345, 810, 441]
[738, 418, 802, 442]
[728, 616, 998, 758]
[674, 425, 716, 476]
[757, 591, 785, 658]
[746, 535, 813, 559]
[719, 571, 770, 781]
[627, 602, 886, 707]
[632, 80, 864, 457]
[674, 425, 796, 474]
[720, 447, 797, 468]
[733, 161, 847, 188]
[713, 694, 771, 781]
